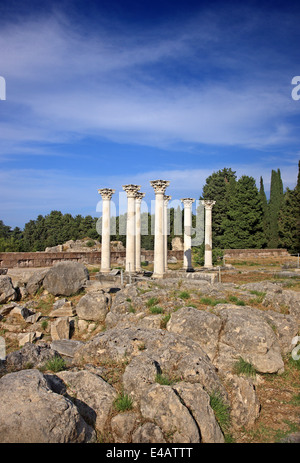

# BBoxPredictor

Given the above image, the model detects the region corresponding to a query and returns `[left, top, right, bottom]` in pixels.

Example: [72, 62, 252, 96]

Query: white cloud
[0, 11, 299, 154]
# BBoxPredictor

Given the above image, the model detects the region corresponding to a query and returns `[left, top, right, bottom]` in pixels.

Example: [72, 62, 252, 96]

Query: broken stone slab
[50, 317, 70, 341]
[10, 305, 35, 320]
[25, 312, 42, 324]
[0, 275, 17, 304]
[18, 331, 42, 347]
[49, 302, 76, 318]
[50, 339, 84, 357]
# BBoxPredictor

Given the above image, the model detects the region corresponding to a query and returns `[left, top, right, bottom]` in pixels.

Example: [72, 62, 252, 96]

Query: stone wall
[0, 250, 184, 269]
[223, 249, 290, 258]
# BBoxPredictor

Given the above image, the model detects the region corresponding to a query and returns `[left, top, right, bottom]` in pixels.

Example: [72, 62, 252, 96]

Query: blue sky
[0, 0, 299, 228]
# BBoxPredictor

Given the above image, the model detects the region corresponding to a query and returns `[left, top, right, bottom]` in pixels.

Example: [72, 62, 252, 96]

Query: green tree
[220, 175, 264, 248]
[258, 176, 269, 246]
[278, 161, 300, 253]
[268, 169, 284, 248]
[201, 168, 237, 247]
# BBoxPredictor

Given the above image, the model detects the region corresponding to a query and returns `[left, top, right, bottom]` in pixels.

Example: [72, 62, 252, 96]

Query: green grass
[227, 295, 246, 306]
[178, 291, 190, 300]
[42, 356, 67, 373]
[149, 306, 164, 314]
[155, 371, 178, 386]
[209, 390, 232, 440]
[113, 392, 133, 412]
[146, 297, 159, 307]
[233, 357, 257, 378]
[160, 314, 171, 329]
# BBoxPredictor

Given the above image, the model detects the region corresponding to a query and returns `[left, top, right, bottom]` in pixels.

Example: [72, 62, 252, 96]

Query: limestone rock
[5, 342, 60, 371]
[57, 369, 117, 434]
[172, 382, 224, 443]
[76, 291, 109, 321]
[43, 262, 89, 297]
[111, 412, 139, 443]
[50, 339, 84, 357]
[49, 301, 76, 317]
[132, 422, 166, 443]
[140, 383, 200, 443]
[213, 306, 284, 374]
[226, 374, 261, 430]
[50, 317, 70, 341]
[0, 369, 95, 443]
[166, 306, 222, 361]
[26, 269, 49, 295]
[0, 276, 17, 304]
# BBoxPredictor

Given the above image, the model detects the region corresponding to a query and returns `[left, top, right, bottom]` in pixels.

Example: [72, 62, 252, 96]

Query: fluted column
[135, 191, 145, 272]
[201, 200, 216, 268]
[98, 188, 115, 273]
[181, 198, 195, 271]
[164, 195, 171, 272]
[150, 180, 170, 278]
[123, 184, 141, 273]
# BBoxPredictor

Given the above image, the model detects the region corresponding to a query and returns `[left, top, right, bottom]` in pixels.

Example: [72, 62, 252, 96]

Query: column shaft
[150, 180, 170, 278]
[201, 200, 216, 268]
[181, 198, 195, 271]
[98, 188, 115, 273]
[135, 192, 145, 272]
[123, 185, 141, 273]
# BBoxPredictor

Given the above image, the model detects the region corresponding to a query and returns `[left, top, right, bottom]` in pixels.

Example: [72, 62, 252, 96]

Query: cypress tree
[258, 176, 269, 247]
[220, 175, 264, 249]
[201, 167, 237, 247]
[278, 161, 300, 253]
[268, 169, 283, 248]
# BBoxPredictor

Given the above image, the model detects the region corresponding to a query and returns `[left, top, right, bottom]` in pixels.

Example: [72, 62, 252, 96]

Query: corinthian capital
[122, 184, 141, 197]
[181, 198, 195, 207]
[150, 180, 170, 194]
[135, 192, 145, 203]
[98, 188, 115, 200]
[201, 200, 216, 210]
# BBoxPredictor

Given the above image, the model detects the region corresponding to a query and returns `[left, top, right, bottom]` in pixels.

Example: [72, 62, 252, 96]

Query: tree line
[201, 163, 300, 253]
[0, 163, 299, 253]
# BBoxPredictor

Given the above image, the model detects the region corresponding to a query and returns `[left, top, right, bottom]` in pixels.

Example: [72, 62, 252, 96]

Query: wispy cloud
[0, 8, 298, 156]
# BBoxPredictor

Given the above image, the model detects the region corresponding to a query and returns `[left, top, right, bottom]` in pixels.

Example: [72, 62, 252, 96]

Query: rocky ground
[0, 259, 299, 443]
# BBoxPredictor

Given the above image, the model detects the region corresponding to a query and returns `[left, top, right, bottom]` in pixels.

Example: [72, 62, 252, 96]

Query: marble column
[181, 198, 195, 271]
[123, 184, 141, 273]
[150, 180, 170, 278]
[164, 195, 171, 272]
[98, 188, 115, 273]
[201, 200, 216, 268]
[135, 192, 145, 272]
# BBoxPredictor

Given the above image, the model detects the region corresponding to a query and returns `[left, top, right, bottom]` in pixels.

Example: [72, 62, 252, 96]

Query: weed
[155, 371, 179, 386]
[209, 390, 231, 436]
[233, 357, 257, 378]
[149, 306, 164, 314]
[160, 314, 171, 329]
[41, 320, 48, 331]
[146, 297, 159, 307]
[113, 392, 133, 412]
[41, 356, 67, 373]
[128, 304, 135, 313]
[178, 291, 190, 300]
